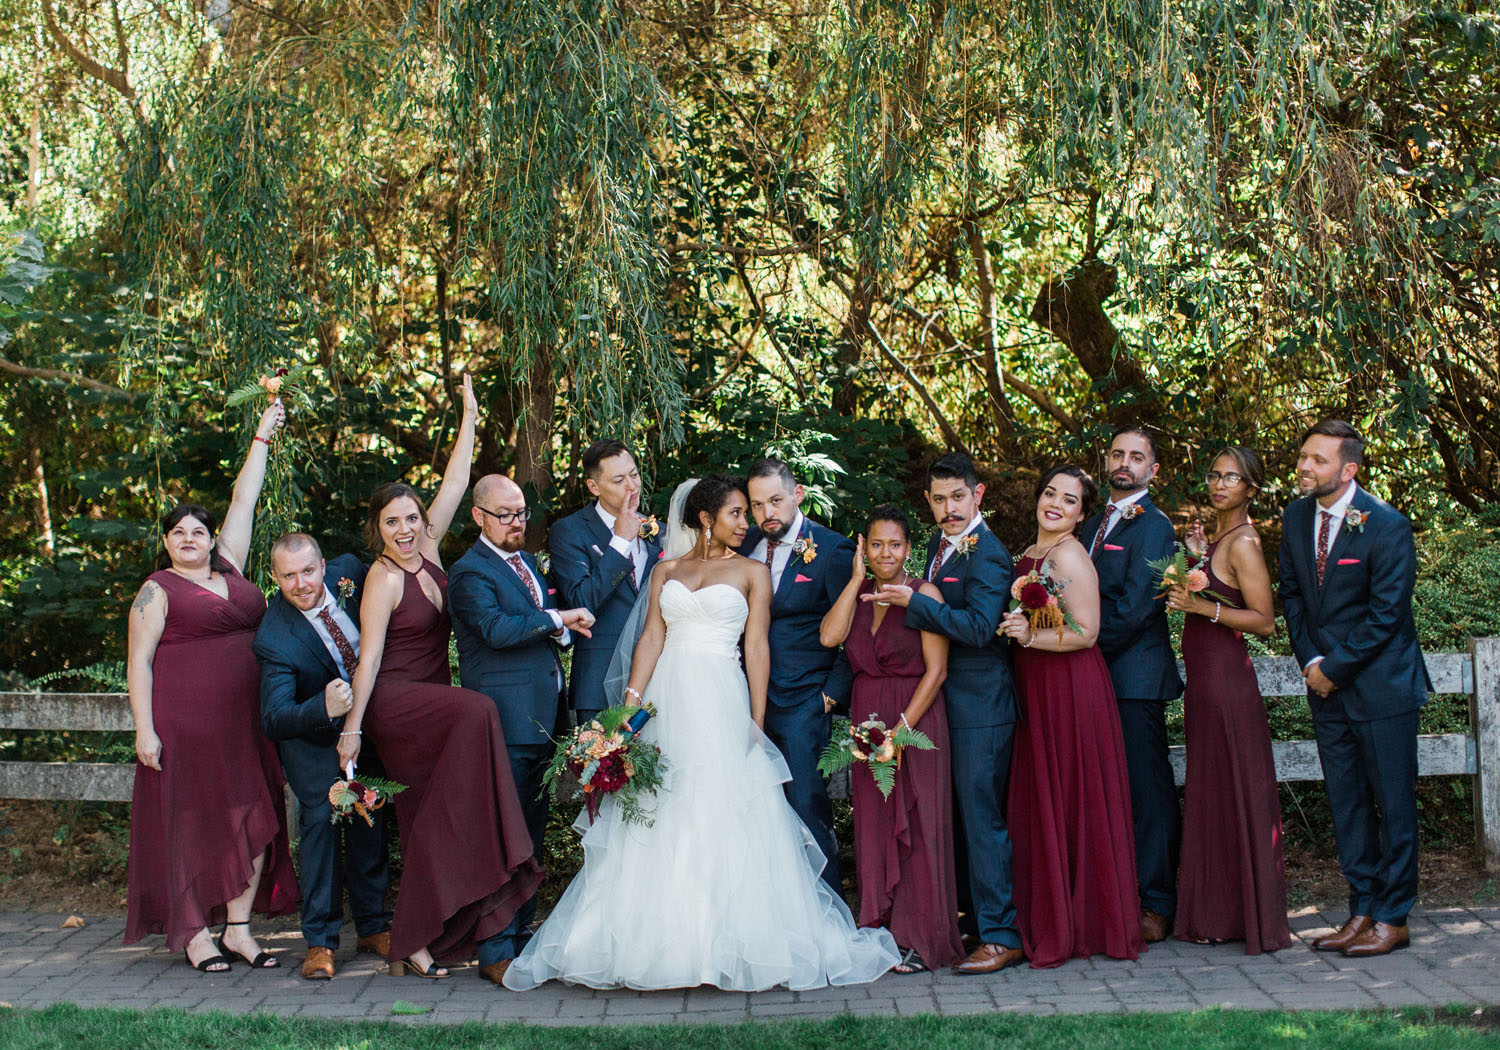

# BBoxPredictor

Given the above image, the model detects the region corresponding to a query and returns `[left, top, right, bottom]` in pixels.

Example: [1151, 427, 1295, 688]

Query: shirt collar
[480, 533, 521, 562]
[777, 510, 806, 544]
[942, 514, 984, 544]
[1108, 488, 1150, 512]
[299, 585, 335, 622]
[595, 502, 621, 532]
[1320, 481, 1360, 520]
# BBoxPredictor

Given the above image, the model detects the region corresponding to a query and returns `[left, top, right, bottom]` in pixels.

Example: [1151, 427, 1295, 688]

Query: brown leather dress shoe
[1140, 909, 1171, 943]
[952, 943, 1026, 974]
[1341, 921, 1410, 957]
[300, 946, 336, 980]
[356, 931, 391, 957]
[478, 959, 513, 986]
[1311, 915, 1372, 952]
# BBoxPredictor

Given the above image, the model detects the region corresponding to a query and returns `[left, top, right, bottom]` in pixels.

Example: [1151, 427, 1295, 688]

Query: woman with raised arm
[820, 504, 961, 975]
[1167, 447, 1290, 953]
[338, 375, 542, 983]
[998, 465, 1143, 968]
[124, 400, 299, 972]
[504, 476, 898, 991]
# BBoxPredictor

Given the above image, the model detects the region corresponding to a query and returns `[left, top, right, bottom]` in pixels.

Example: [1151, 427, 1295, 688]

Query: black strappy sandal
[892, 948, 931, 975]
[216, 920, 279, 968]
[184, 948, 231, 973]
[389, 956, 449, 979]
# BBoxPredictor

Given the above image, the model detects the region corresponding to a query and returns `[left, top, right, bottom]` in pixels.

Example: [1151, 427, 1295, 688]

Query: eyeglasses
[1204, 471, 1244, 487]
[477, 505, 532, 525]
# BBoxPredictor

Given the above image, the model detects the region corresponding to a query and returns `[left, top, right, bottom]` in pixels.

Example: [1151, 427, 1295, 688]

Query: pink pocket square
[1337, 558, 1360, 565]
[1103, 544, 1125, 551]
[942, 577, 959, 583]
[794, 573, 814, 583]
[547, 588, 557, 594]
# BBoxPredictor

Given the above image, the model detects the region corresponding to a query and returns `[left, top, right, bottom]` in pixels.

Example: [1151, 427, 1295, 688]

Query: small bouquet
[1007, 561, 1083, 643]
[543, 703, 667, 827]
[226, 363, 316, 412]
[818, 714, 936, 800]
[1147, 546, 1230, 604]
[328, 775, 406, 827]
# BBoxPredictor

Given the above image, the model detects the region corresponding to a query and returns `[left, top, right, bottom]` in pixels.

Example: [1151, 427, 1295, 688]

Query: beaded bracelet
[253, 435, 271, 446]
[624, 686, 643, 702]
[1212, 602, 1222, 624]
[339, 730, 362, 737]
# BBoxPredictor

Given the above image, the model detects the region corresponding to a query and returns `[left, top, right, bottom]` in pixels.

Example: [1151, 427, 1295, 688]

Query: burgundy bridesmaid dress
[1175, 532, 1291, 953]
[846, 583, 964, 970]
[125, 567, 299, 950]
[364, 558, 544, 964]
[1008, 553, 1143, 968]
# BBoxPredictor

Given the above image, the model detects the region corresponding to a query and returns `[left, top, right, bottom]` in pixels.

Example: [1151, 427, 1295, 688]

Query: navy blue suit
[253, 554, 391, 950]
[449, 540, 570, 959]
[904, 519, 1021, 949]
[1082, 493, 1183, 918]
[1278, 486, 1429, 924]
[738, 516, 855, 895]
[546, 504, 661, 722]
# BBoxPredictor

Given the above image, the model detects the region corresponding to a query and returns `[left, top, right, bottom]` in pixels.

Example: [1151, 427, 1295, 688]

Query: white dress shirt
[751, 509, 806, 591]
[930, 513, 984, 576]
[595, 504, 648, 587]
[300, 588, 361, 681]
[480, 535, 568, 643]
[1311, 481, 1360, 554]
[1096, 488, 1150, 544]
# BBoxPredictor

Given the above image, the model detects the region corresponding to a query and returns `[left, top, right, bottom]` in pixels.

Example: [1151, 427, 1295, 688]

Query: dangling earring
[700, 531, 710, 559]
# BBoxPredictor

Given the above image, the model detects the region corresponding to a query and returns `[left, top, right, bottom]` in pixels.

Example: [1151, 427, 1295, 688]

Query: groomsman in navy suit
[547, 440, 662, 725]
[1279, 420, 1429, 957]
[1081, 426, 1183, 943]
[254, 533, 392, 980]
[449, 474, 595, 984]
[868, 452, 1023, 973]
[740, 458, 856, 896]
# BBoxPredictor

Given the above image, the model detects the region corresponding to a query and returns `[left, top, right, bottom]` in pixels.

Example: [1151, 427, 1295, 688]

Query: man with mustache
[1081, 427, 1183, 944]
[740, 457, 856, 897]
[254, 532, 393, 980]
[1278, 420, 1428, 957]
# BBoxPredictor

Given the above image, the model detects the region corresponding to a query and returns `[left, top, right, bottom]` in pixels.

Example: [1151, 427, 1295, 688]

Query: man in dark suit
[868, 451, 1023, 973]
[1080, 426, 1184, 942]
[449, 473, 595, 984]
[739, 457, 856, 897]
[1279, 419, 1429, 957]
[547, 440, 662, 725]
[254, 533, 392, 980]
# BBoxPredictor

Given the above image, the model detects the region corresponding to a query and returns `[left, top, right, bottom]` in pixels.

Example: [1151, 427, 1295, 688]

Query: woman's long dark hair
[364, 482, 432, 561]
[154, 504, 237, 574]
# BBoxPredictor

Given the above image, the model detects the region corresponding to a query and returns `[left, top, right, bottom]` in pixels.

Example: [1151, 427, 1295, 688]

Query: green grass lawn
[2, 1004, 1498, 1049]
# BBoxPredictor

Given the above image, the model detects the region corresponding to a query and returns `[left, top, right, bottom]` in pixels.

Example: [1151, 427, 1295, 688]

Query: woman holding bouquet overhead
[1166, 447, 1290, 953]
[998, 465, 1142, 968]
[124, 399, 299, 971]
[338, 375, 542, 982]
[820, 504, 963, 974]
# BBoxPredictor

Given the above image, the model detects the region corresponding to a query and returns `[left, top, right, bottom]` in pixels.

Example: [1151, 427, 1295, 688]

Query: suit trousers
[763, 699, 842, 897]
[1117, 698, 1181, 918]
[295, 795, 392, 948]
[949, 722, 1021, 948]
[1311, 701, 1420, 924]
[488, 741, 555, 962]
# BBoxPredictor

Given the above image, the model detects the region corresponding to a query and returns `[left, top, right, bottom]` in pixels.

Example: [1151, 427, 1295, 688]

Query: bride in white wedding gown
[504, 476, 898, 991]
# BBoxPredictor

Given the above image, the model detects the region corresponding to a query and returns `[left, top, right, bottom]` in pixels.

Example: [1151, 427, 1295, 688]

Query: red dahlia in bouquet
[327, 775, 407, 827]
[542, 703, 667, 827]
[818, 714, 936, 800]
[1005, 560, 1083, 644]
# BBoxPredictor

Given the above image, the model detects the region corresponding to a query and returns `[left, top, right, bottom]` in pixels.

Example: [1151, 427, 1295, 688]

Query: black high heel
[217, 920, 279, 968]
[184, 948, 231, 973]
[389, 956, 449, 979]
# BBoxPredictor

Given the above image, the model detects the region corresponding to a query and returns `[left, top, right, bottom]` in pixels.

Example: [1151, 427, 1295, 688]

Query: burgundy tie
[764, 538, 780, 568]
[316, 606, 358, 676]
[1315, 510, 1333, 585]
[1089, 504, 1118, 555]
[930, 538, 951, 581]
[507, 554, 543, 608]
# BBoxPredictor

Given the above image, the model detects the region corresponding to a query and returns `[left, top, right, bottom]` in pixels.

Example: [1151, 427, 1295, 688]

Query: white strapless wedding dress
[503, 579, 899, 991]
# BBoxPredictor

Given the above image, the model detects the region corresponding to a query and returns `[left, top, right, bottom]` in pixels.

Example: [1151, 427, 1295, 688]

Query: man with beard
[740, 457, 856, 897]
[449, 474, 595, 984]
[1278, 420, 1428, 957]
[1080, 427, 1183, 944]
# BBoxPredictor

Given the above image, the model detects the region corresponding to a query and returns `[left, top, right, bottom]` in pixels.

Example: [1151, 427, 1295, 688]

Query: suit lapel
[277, 597, 341, 680]
[1320, 488, 1370, 592]
[774, 518, 813, 601]
[477, 540, 541, 608]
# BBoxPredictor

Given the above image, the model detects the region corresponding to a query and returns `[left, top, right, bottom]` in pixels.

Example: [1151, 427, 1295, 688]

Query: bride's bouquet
[543, 703, 667, 827]
[818, 714, 936, 800]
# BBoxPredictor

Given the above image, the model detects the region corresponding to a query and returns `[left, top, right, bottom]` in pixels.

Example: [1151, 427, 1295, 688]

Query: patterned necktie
[1089, 504, 1117, 555]
[764, 538, 780, 568]
[316, 606, 358, 676]
[507, 554, 543, 608]
[1315, 510, 1333, 585]
[930, 538, 951, 581]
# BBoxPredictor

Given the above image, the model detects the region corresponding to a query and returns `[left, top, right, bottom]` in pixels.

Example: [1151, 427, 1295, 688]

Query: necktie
[317, 606, 358, 676]
[764, 538, 780, 569]
[507, 554, 543, 608]
[1315, 510, 1332, 585]
[930, 538, 951, 581]
[1089, 504, 1118, 555]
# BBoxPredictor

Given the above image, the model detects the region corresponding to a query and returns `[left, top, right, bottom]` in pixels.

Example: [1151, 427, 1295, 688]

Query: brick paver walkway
[1, 907, 1497, 1026]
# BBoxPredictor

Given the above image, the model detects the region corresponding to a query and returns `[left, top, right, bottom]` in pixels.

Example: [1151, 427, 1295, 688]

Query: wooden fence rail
[3, 638, 1499, 867]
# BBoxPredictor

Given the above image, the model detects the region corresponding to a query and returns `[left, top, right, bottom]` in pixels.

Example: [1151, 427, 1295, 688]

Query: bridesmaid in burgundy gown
[999, 465, 1143, 968]
[820, 505, 963, 974]
[1166, 446, 1290, 953]
[125, 400, 299, 971]
[341, 376, 543, 980]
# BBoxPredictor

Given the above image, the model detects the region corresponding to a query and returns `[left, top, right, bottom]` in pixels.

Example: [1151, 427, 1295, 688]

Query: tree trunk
[514, 347, 555, 549]
[832, 257, 877, 417]
[28, 21, 42, 212]
[28, 443, 55, 558]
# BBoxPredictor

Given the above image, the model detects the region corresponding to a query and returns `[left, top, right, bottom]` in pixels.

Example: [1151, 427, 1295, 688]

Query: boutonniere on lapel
[336, 577, 356, 611]
[638, 516, 661, 541]
[1119, 503, 1145, 521]
[535, 551, 552, 575]
[791, 535, 818, 563]
[953, 534, 979, 559]
[1342, 508, 1368, 533]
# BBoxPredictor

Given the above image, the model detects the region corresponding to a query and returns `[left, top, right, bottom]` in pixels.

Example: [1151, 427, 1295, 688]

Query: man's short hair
[1300, 419, 1365, 467]
[582, 439, 633, 479]
[270, 532, 322, 564]
[746, 457, 797, 491]
[926, 451, 978, 491]
[1110, 425, 1161, 466]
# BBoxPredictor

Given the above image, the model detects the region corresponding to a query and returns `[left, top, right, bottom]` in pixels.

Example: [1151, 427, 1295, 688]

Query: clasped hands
[998, 609, 1032, 643]
[1304, 658, 1336, 697]
[558, 607, 595, 638]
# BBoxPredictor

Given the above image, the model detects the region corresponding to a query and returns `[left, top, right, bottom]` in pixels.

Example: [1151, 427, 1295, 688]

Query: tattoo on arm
[132, 582, 160, 616]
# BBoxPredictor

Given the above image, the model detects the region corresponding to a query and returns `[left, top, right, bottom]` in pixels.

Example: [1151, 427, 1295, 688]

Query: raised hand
[1184, 518, 1208, 555]
[613, 491, 643, 543]
[255, 399, 286, 442]
[460, 372, 479, 420]
[851, 535, 867, 580]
